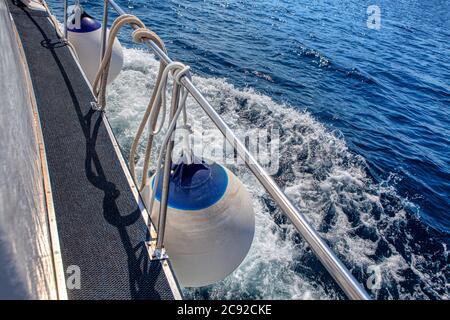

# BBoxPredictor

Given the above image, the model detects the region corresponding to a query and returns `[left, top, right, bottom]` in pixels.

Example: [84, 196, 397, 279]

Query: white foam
[106, 48, 447, 300]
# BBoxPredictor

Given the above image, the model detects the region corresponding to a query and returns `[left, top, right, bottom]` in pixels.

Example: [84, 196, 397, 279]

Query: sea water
[43, 0, 450, 299]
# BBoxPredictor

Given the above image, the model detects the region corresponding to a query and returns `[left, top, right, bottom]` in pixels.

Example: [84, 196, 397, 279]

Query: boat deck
[7, 0, 180, 299]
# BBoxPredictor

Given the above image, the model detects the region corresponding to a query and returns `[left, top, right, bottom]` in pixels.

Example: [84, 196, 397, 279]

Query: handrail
[98, 0, 370, 300]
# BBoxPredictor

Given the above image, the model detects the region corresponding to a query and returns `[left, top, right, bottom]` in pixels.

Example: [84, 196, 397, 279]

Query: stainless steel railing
[63, 0, 67, 38]
[62, 0, 370, 300]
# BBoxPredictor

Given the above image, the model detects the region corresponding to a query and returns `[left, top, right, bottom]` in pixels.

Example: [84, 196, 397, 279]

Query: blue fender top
[67, 12, 101, 33]
[152, 160, 229, 211]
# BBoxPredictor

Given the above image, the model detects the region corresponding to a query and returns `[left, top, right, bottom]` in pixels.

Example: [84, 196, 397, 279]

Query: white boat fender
[67, 5, 123, 85]
[149, 158, 255, 287]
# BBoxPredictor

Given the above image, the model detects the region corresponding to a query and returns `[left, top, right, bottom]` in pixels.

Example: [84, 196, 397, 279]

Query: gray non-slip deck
[7, 0, 177, 300]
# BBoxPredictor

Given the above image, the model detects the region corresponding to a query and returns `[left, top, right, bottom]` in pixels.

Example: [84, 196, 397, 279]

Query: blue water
[48, 0, 449, 299]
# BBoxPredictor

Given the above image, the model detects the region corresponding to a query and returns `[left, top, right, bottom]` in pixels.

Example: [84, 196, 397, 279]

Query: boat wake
[106, 48, 448, 300]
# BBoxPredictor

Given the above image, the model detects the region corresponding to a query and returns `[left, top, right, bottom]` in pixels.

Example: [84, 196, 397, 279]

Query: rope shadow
[14, 1, 167, 299]
[84, 110, 163, 299]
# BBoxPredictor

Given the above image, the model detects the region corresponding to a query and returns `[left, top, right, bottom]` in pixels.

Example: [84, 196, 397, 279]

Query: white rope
[39, 0, 79, 59]
[88, 14, 193, 191]
[144, 63, 195, 217]
[132, 61, 192, 191]
[92, 15, 147, 108]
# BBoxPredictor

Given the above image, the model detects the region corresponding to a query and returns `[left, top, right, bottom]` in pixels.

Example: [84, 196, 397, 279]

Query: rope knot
[132, 27, 151, 43]
[132, 28, 166, 53]
[173, 65, 191, 84]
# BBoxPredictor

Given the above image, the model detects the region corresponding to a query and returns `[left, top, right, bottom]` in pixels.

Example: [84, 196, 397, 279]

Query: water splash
[106, 48, 449, 300]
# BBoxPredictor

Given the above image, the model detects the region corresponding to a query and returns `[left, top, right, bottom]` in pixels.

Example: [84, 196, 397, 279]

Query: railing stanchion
[63, 0, 68, 39]
[100, 0, 109, 61]
[155, 85, 180, 254]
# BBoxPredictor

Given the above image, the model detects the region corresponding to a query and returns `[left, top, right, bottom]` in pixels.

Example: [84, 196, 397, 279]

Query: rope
[92, 15, 147, 109]
[39, 0, 79, 58]
[145, 65, 192, 217]
[40, 4, 193, 224]
[131, 61, 191, 191]
[88, 14, 192, 190]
